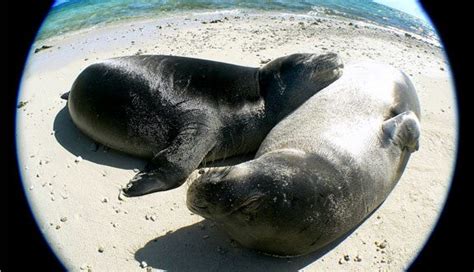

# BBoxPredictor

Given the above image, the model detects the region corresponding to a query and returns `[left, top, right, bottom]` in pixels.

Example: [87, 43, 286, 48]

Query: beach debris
[75, 156, 83, 163]
[375, 240, 388, 249]
[34, 45, 53, 53]
[145, 214, 157, 221]
[17, 100, 28, 109]
[98, 245, 105, 253]
[60, 192, 69, 199]
[140, 261, 148, 268]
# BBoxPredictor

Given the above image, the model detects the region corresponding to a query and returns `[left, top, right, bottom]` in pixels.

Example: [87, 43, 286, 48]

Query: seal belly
[68, 63, 169, 158]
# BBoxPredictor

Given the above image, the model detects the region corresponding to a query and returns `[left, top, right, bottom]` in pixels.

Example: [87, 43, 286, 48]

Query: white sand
[16, 11, 457, 271]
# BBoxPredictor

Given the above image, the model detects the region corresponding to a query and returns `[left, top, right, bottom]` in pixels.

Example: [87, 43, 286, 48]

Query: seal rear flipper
[382, 111, 420, 152]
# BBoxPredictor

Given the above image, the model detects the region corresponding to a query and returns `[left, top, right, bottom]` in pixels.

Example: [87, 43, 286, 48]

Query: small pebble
[102, 197, 109, 203]
[55, 225, 61, 230]
[338, 259, 344, 264]
[75, 156, 83, 163]
[354, 255, 362, 262]
[378, 240, 387, 249]
[150, 215, 157, 222]
[60, 217, 68, 222]
[344, 255, 350, 261]
[98, 246, 105, 253]
[140, 261, 148, 268]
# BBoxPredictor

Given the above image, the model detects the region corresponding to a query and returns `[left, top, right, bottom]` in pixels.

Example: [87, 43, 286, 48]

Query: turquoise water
[38, 0, 435, 41]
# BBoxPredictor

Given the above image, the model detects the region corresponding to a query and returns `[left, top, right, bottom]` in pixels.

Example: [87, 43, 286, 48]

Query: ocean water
[38, 0, 435, 41]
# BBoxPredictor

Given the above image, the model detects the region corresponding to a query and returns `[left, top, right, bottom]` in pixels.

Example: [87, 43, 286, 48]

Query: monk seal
[186, 61, 421, 257]
[63, 53, 343, 196]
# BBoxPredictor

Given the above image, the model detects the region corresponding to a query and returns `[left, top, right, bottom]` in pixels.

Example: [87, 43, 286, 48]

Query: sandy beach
[16, 10, 457, 271]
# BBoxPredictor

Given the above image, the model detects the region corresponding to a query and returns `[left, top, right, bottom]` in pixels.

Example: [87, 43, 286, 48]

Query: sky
[373, 0, 432, 23]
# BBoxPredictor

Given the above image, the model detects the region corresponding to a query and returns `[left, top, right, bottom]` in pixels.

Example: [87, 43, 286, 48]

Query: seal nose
[322, 52, 344, 70]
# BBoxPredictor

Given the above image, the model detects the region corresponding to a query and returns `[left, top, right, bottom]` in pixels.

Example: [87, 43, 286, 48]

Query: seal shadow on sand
[135, 219, 364, 272]
[53, 106, 145, 170]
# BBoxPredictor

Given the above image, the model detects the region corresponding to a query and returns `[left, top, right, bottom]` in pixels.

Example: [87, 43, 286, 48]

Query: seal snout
[307, 53, 344, 83]
[321, 52, 344, 73]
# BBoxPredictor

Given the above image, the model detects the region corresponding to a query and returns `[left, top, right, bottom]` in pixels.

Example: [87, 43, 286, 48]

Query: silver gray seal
[187, 61, 421, 257]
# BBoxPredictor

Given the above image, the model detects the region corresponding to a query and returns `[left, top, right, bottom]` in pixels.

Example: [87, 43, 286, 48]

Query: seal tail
[60, 91, 70, 100]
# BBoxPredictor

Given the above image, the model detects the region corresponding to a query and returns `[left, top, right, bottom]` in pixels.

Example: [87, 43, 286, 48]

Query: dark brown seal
[63, 53, 343, 196]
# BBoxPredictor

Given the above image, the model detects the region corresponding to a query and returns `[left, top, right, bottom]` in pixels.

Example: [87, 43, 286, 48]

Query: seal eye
[234, 194, 265, 216]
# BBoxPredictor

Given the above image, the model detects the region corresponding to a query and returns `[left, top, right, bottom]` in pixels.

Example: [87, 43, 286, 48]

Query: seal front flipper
[122, 119, 219, 197]
[382, 111, 420, 152]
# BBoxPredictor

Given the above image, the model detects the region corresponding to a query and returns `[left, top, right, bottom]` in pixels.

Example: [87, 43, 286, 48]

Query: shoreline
[35, 9, 440, 47]
[18, 11, 456, 271]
